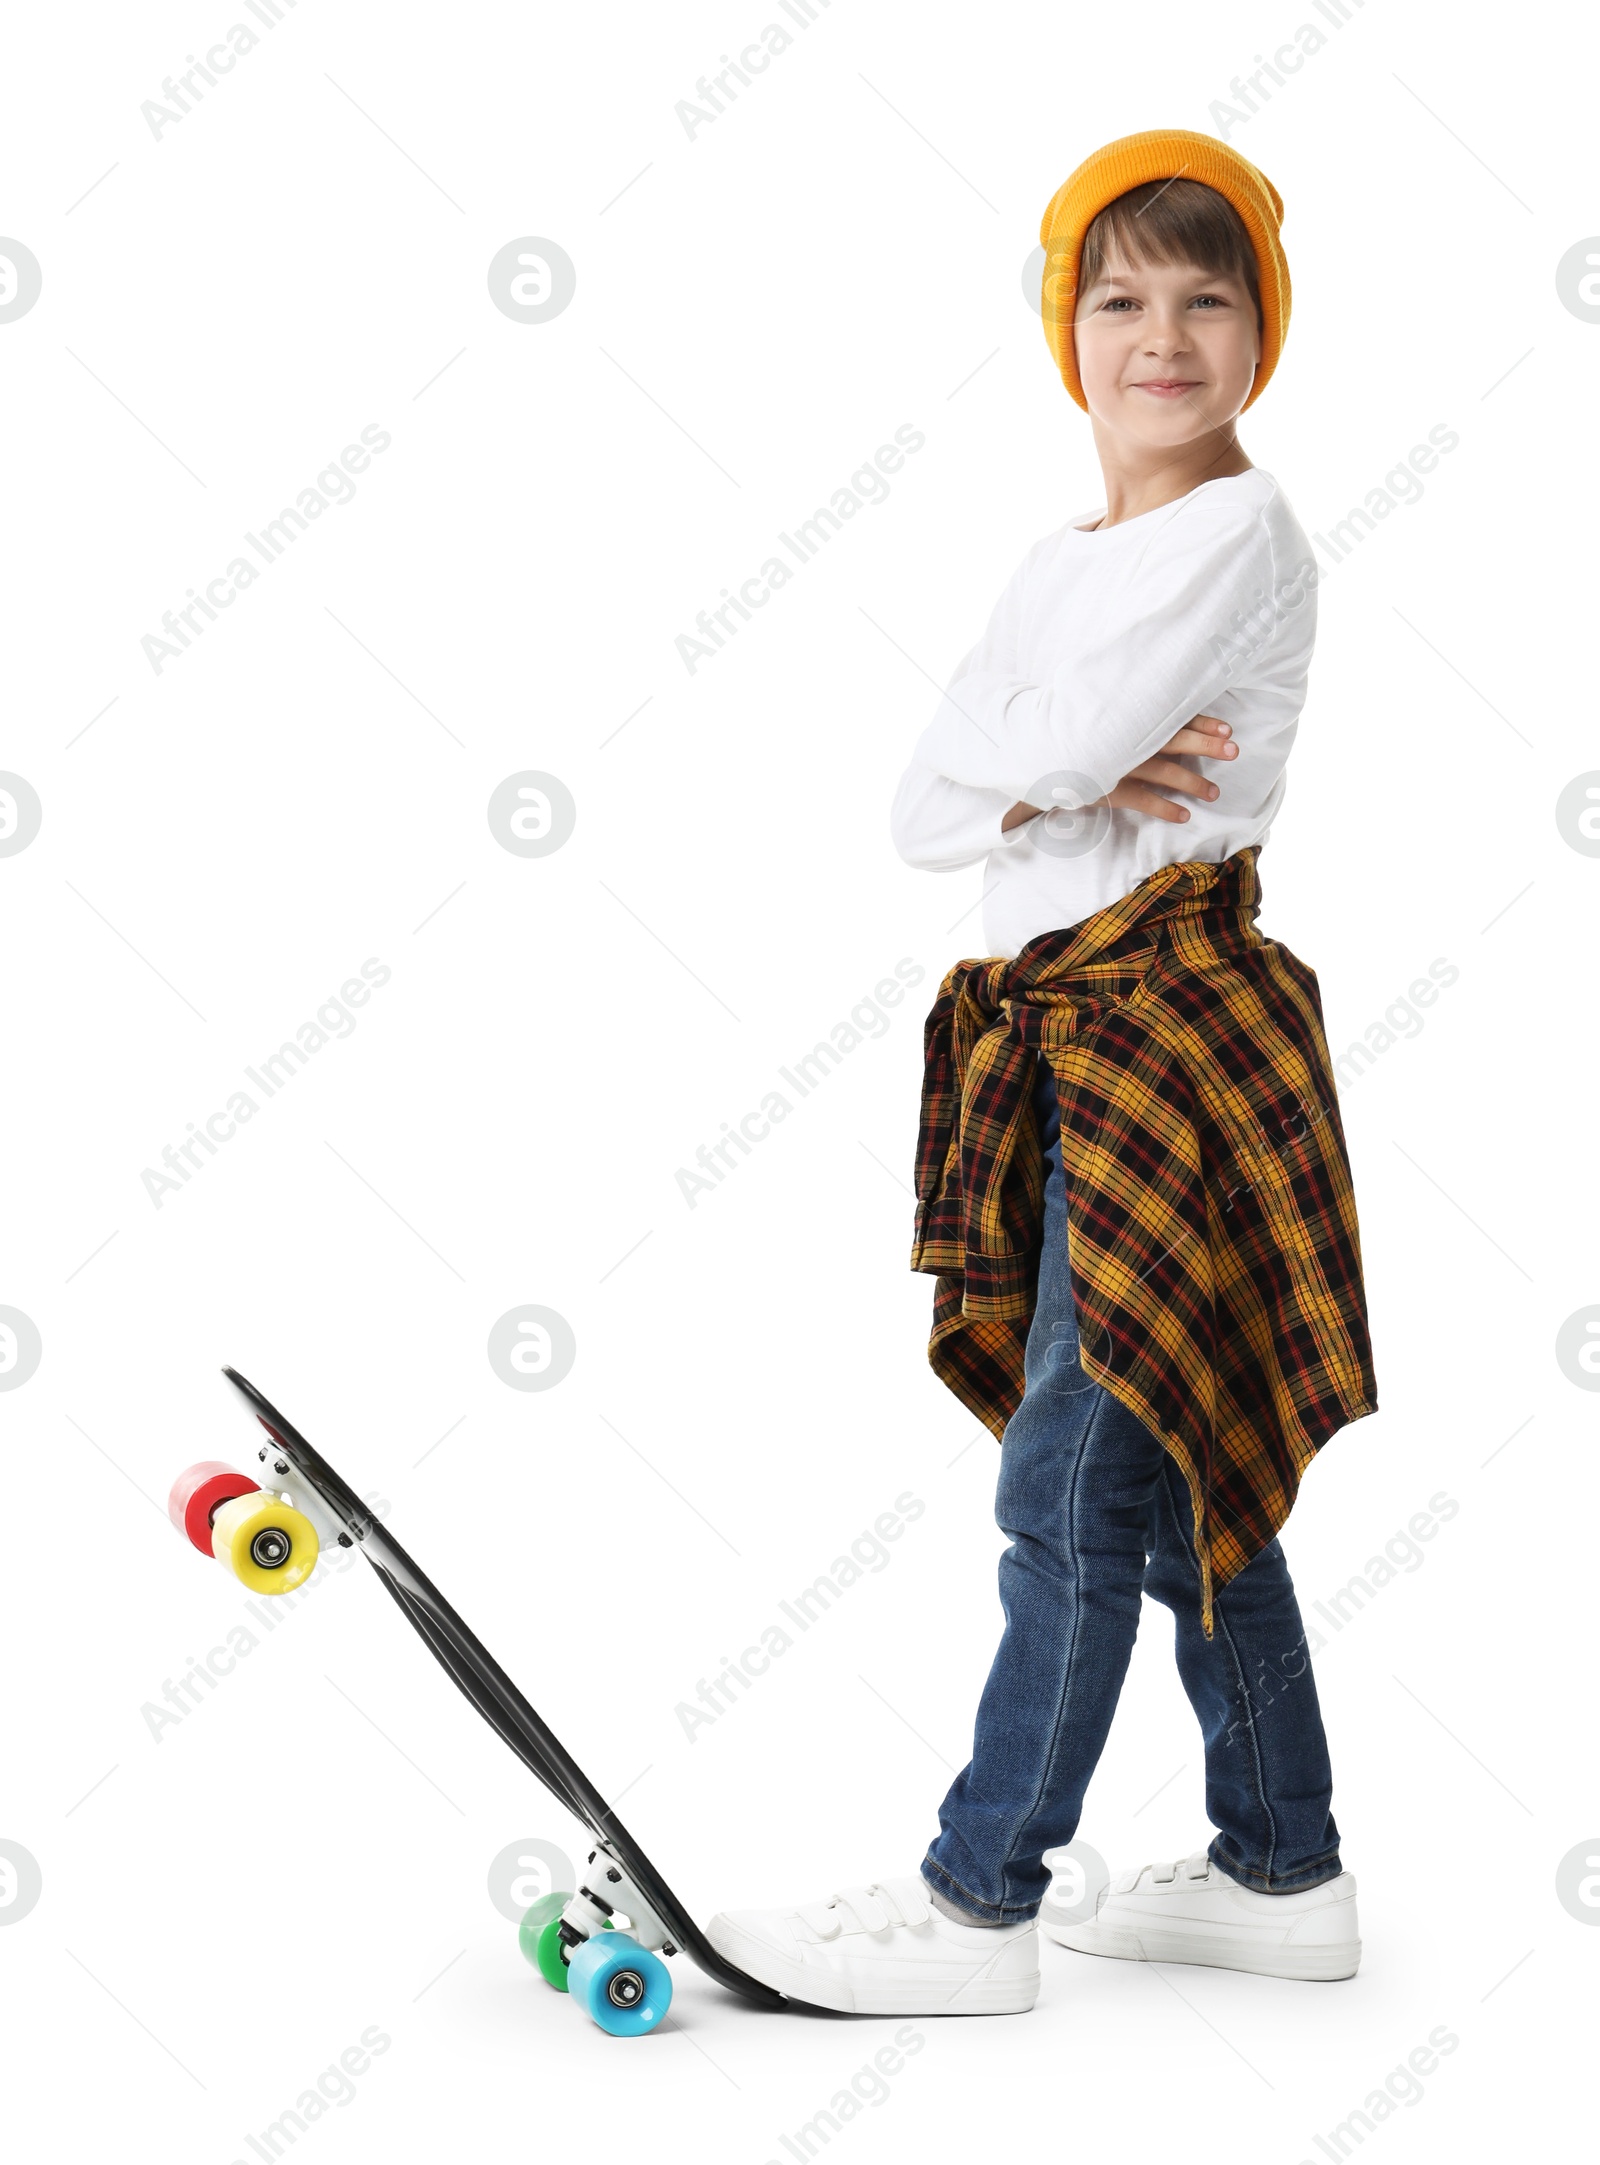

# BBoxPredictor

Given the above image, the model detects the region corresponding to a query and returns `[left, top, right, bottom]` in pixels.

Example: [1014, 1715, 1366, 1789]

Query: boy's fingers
[1115, 783, 1189, 821]
[1134, 757, 1216, 798]
[1166, 714, 1231, 743]
[1164, 725, 1238, 761]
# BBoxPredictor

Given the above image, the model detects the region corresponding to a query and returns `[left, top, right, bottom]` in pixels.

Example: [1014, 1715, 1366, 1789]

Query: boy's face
[1073, 245, 1262, 446]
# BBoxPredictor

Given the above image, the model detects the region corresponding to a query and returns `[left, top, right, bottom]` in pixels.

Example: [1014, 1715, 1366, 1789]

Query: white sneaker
[1042, 1848, 1360, 1981]
[704, 1874, 1040, 2015]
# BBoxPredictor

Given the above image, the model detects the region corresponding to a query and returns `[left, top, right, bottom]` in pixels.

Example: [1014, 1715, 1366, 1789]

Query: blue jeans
[922, 1055, 1342, 1924]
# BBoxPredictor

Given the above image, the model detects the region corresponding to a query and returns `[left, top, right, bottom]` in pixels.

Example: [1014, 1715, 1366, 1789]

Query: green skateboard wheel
[518, 1892, 611, 1992]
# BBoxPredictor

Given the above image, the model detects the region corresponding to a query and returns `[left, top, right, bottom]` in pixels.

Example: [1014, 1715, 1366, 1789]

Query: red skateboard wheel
[169, 1460, 261, 1556]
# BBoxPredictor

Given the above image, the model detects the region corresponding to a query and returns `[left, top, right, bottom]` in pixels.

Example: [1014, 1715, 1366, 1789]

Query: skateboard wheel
[169, 1461, 261, 1556]
[565, 1932, 672, 2036]
[209, 1489, 319, 1594]
[519, 1893, 611, 1992]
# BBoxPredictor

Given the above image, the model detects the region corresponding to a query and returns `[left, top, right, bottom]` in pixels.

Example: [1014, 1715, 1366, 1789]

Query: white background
[2, 3, 1594, 2159]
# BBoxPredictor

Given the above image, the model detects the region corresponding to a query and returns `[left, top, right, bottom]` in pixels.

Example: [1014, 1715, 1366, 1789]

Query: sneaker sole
[706, 1920, 1040, 2015]
[1042, 1917, 1359, 1982]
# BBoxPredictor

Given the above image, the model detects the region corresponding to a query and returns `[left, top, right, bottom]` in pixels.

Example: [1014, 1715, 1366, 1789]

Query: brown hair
[1078, 179, 1261, 333]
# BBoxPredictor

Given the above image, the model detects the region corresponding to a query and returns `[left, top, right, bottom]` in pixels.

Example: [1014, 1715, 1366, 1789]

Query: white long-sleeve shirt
[889, 467, 1319, 957]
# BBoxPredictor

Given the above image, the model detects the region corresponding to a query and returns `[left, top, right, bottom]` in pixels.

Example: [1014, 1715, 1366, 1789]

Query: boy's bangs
[1080, 180, 1261, 322]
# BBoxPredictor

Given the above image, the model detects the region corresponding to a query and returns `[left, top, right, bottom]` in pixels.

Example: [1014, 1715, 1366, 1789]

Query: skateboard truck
[517, 1842, 684, 2023]
[250, 1443, 355, 1556]
[559, 1845, 675, 1957]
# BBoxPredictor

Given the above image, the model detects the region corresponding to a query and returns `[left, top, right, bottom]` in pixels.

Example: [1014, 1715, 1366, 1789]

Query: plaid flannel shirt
[910, 845, 1377, 1635]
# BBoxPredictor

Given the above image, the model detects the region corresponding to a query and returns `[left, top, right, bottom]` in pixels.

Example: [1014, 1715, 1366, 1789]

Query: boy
[706, 130, 1377, 2016]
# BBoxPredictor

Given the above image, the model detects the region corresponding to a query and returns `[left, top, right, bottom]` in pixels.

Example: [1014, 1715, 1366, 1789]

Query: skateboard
[167, 1366, 789, 2035]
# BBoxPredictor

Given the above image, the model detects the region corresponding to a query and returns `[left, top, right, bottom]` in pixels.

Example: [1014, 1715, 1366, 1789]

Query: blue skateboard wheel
[564, 1932, 673, 2035]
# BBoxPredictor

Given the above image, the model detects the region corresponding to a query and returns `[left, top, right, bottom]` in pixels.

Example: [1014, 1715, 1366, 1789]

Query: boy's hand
[1104, 713, 1237, 822]
[1000, 715, 1237, 831]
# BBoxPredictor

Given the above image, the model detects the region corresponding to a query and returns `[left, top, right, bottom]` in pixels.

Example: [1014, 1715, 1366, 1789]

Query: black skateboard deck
[220, 1366, 787, 2012]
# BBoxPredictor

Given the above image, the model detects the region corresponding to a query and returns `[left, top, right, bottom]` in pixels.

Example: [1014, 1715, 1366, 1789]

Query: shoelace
[792, 1880, 931, 1940]
[1111, 1851, 1212, 1896]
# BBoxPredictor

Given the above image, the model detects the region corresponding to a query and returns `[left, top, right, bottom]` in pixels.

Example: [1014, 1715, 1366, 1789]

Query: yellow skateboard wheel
[210, 1490, 319, 1594]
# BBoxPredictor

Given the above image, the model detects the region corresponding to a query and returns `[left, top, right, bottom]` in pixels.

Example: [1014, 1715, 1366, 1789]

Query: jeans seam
[1148, 1450, 1281, 1884]
[1210, 1599, 1279, 1886]
[993, 1380, 1105, 1908]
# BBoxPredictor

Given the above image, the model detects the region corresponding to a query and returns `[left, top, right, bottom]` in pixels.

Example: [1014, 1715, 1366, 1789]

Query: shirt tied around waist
[909, 845, 1378, 1636]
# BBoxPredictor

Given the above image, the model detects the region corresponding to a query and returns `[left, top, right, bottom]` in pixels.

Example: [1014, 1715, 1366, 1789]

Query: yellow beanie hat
[1039, 128, 1291, 413]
